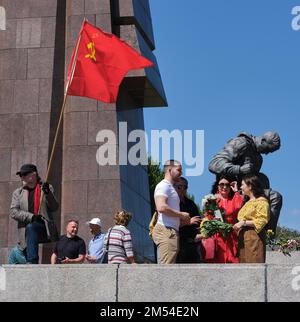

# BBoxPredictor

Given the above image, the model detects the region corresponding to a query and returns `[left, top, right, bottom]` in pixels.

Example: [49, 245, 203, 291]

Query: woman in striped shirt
[106, 210, 135, 264]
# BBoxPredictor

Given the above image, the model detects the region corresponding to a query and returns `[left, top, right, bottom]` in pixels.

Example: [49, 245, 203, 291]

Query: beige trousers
[152, 224, 179, 264]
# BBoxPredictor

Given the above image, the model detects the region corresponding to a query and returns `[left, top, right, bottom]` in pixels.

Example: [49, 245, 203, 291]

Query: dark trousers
[176, 239, 202, 263]
[25, 221, 48, 264]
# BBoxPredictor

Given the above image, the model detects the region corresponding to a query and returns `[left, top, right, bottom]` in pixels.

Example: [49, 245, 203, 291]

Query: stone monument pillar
[0, 0, 166, 264]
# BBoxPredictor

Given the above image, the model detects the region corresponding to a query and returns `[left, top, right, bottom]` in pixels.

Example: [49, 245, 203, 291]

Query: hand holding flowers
[199, 194, 233, 239]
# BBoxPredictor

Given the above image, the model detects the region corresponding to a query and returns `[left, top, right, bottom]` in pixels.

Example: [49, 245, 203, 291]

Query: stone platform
[0, 252, 299, 302]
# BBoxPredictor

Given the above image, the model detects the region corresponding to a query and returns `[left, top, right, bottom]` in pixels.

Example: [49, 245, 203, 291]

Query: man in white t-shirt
[152, 160, 190, 264]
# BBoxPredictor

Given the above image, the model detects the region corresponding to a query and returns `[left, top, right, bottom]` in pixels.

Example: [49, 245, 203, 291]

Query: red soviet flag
[66, 20, 154, 103]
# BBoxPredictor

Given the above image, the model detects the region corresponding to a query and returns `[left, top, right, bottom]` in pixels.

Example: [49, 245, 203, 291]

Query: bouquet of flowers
[199, 194, 233, 239]
[266, 230, 300, 256]
[200, 217, 233, 239]
[201, 194, 221, 219]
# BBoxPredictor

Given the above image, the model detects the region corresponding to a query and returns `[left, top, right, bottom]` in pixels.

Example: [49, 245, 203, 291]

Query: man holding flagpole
[10, 164, 59, 264]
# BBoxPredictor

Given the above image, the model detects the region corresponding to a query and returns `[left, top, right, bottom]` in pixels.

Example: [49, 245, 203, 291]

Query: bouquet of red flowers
[200, 194, 233, 239]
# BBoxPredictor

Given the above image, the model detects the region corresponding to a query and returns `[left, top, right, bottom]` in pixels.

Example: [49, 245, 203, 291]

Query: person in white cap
[86, 217, 106, 264]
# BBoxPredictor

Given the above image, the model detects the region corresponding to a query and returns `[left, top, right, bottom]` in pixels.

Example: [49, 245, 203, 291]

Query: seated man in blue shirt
[86, 217, 106, 264]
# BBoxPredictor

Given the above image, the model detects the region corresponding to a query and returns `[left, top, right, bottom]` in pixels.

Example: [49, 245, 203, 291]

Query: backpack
[149, 211, 158, 240]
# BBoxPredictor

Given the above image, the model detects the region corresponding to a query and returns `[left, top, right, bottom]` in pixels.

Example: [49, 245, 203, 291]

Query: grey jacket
[10, 183, 59, 250]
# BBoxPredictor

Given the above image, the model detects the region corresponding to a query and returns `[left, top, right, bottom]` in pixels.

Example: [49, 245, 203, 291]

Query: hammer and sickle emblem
[85, 42, 96, 62]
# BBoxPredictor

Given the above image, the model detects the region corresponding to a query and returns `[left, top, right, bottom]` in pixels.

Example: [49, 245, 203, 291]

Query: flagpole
[37, 22, 84, 215]
[45, 31, 83, 182]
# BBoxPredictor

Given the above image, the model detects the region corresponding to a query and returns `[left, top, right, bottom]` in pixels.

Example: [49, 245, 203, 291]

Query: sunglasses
[218, 183, 230, 189]
[175, 184, 188, 190]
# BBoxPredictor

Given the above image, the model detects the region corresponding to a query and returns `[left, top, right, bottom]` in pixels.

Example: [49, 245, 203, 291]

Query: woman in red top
[212, 176, 244, 263]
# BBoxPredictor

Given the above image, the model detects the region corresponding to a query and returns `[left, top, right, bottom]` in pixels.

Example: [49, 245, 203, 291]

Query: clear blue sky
[144, 0, 300, 231]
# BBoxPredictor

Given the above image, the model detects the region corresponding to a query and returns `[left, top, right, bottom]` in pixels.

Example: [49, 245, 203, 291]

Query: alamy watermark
[0, 266, 6, 291]
[0, 6, 6, 31]
[95, 122, 204, 177]
[291, 6, 300, 30]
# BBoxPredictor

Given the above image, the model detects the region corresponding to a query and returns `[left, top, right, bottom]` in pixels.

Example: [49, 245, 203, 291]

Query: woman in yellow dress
[233, 175, 270, 263]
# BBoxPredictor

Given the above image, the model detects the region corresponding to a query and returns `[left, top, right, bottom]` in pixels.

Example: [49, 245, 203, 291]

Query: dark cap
[16, 164, 37, 176]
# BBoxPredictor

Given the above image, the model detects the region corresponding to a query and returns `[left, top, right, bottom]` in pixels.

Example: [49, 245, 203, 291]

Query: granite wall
[0, 0, 65, 263]
[1, 256, 300, 302]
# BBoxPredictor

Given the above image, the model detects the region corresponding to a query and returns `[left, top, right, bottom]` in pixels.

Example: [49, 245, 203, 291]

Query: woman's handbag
[102, 228, 113, 264]
[149, 211, 158, 240]
[201, 237, 217, 261]
[102, 250, 108, 264]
